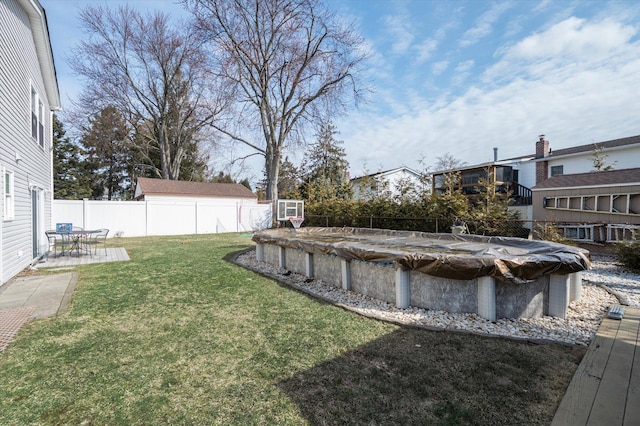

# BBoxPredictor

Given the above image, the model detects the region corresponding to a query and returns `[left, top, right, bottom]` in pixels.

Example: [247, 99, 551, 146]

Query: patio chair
[45, 230, 73, 258]
[84, 228, 109, 256]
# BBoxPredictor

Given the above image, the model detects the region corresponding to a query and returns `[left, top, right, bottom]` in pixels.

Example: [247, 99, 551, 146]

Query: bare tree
[435, 153, 467, 194]
[185, 0, 368, 200]
[70, 5, 226, 180]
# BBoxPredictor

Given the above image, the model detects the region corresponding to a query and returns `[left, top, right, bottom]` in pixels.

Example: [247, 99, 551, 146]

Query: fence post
[145, 200, 149, 236]
[435, 217, 439, 233]
[195, 201, 199, 234]
[82, 198, 89, 229]
[370, 215, 373, 228]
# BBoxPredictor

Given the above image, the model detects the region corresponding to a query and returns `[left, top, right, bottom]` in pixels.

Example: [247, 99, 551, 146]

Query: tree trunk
[265, 148, 280, 201]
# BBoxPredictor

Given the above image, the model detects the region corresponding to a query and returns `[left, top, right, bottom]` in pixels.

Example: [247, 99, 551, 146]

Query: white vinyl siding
[1, 0, 55, 284]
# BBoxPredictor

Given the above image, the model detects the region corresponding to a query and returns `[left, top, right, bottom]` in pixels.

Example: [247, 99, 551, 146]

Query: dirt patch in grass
[279, 327, 584, 425]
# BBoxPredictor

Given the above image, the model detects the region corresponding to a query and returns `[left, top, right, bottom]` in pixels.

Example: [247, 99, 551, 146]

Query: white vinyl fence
[52, 199, 272, 238]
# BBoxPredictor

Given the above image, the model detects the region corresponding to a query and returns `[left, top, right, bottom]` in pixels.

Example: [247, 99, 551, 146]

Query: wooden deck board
[552, 319, 617, 425]
[588, 312, 639, 425]
[552, 307, 640, 426]
[624, 309, 640, 426]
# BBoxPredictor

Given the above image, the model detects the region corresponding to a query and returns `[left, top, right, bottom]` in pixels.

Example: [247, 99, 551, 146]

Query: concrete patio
[34, 247, 130, 269]
[0, 247, 130, 352]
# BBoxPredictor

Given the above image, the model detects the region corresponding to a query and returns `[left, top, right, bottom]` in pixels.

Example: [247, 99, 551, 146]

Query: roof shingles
[547, 135, 640, 158]
[533, 168, 640, 190]
[136, 177, 256, 199]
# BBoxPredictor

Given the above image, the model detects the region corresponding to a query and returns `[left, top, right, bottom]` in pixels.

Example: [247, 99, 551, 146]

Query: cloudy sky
[43, 0, 640, 180]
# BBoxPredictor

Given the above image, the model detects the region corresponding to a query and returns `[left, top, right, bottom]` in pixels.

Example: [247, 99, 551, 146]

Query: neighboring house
[532, 134, 640, 242]
[532, 168, 640, 242]
[351, 166, 426, 200]
[134, 177, 258, 204]
[431, 134, 640, 228]
[431, 158, 535, 206]
[1, 0, 60, 285]
[533, 134, 640, 183]
[431, 147, 536, 222]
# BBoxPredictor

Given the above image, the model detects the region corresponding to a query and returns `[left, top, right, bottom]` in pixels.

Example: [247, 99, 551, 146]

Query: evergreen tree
[80, 107, 131, 199]
[277, 157, 300, 200]
[52, 114, 92, 199]
[469, 167, 517, 235]
[428, 154, 470, 229]
[300, 123, 352, 201]
[210, 172, 235, 184]
[238, 178, 252, 191]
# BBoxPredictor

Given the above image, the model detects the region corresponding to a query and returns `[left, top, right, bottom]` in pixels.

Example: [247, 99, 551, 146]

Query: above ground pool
[252, 227, 590, 320]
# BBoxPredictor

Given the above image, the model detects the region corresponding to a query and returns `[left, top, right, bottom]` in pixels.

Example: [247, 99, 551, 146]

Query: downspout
[49, 110, 54, 231]
[0, 171, 3, 284]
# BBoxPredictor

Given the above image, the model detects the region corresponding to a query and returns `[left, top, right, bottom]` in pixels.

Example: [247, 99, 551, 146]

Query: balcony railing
[509, 182, 532, 206]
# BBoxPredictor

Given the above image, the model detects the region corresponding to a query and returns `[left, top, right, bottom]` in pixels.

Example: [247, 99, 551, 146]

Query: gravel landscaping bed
[235, 250, 640, 346]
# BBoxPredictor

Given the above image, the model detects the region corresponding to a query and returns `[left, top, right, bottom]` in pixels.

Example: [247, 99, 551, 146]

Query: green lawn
[0, 234, 582, 425]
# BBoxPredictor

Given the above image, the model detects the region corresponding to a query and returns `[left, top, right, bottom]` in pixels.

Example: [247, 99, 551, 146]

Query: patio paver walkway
[0, 246, 129, 352]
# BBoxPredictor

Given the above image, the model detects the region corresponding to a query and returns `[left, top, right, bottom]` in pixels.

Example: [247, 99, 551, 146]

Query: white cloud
[508, 17, 636, 61]
[459, 2, 513, 47]
[455, 60, 474, 73]
[451, 60, 474, 86]
[483, 16, 638, 85]
[533, 0, 553, 13]
[337, 14, 640, 175]
[432, 60, 449, 75]
[384, 12, 415, 54]
[415, 38, 438, 63]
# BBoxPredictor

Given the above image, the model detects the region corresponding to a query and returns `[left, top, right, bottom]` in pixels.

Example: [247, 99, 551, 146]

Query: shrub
[533, 222, 573, 245]
[615, 240, 640, 271]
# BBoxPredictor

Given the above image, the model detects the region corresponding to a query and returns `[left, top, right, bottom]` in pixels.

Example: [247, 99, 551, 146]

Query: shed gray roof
[136, 177, 256, 199]
[533, 168, 640, 190]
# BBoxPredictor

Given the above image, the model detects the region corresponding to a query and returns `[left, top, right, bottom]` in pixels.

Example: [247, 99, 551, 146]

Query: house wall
[353, 169, 425, 200]
[515, 162, 536, 189]
[545, 145, 640, 178]
[532, 183, 640, 225]
[0, 0, 53, 284]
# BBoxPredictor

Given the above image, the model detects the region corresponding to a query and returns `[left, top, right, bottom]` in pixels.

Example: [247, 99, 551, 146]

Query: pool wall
[258, 243, 582, 321]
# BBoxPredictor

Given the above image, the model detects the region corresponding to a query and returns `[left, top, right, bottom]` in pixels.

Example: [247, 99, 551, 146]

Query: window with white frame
[31, 85, 44, 147]
[4, 169, 15, 220]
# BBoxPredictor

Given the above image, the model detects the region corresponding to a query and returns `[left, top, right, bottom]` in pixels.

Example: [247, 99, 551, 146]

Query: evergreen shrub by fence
[616, 240, 640, 271]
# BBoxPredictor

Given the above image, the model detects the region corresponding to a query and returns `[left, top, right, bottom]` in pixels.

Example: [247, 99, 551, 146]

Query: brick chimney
[535, 134, 549, 185]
